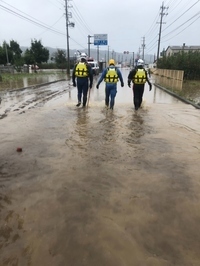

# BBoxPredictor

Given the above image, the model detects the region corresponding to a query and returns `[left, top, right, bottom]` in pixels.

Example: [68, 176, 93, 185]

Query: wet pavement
[0, 69, 200, 266]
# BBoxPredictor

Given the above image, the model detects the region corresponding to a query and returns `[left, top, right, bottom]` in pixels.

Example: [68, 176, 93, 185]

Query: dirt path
[1, 81, 200, 266]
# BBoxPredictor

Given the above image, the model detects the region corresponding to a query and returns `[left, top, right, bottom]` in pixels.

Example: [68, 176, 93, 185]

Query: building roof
[166, 45, 200, 51]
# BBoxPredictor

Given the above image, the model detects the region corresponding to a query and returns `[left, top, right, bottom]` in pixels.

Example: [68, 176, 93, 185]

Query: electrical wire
[144, 10, 160, 39]
[0, 0, 91, 51]
[162, 13, 200, 42]
[145, 0, 200, 55]
[33, 15, 65, 39]
[0, 3, 66, 36]
[47, 0, 64, 10]
[72, 0, 94, 34]
[163, 0, 200, 32]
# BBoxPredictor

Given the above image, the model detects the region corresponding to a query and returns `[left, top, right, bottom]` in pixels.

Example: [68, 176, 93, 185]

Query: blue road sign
[94, 40, 108, 45]
[94, 34, 108, 46]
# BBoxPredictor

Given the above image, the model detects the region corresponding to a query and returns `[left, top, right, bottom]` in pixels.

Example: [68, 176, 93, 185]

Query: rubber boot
[82, 99, 87, 107]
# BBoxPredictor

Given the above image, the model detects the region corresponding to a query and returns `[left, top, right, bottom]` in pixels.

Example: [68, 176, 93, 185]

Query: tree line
[0, 39, 69, 70]
[157, 51, 200, 80]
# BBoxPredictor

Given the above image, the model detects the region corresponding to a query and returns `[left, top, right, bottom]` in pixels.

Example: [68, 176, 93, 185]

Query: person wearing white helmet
[127, 59, 152, 110]
[96, 59, 124, 110]
[72, 55, 93, 107]
[137, 59, 144, 66]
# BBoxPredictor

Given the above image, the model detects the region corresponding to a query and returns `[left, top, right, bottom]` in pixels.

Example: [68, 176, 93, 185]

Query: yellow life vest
[75, 62, 89, 77]
[133, 69, 147, 84]
[104, 67, 119, 83]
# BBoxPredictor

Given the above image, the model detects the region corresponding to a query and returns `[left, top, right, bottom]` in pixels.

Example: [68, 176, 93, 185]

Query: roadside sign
[94, 34, 108, 46]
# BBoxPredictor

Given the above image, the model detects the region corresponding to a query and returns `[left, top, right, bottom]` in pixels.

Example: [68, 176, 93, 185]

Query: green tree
[157, 51, 200, 80]
[0, 45, 6, 64]
[9, 40, 23, 65]
[24, 49, 35, 65]
[53, 49, 67, 69]
[0, 41, 13, 65]
[24, 39, 49, 65]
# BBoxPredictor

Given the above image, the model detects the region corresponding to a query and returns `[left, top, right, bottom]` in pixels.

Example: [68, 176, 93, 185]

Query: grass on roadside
[164, 80, 200, 104]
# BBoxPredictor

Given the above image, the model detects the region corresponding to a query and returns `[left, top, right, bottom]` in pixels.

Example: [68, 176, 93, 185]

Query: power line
[0, 0, 90, 52]
[0, 3, 66, 36]
[163, 0, 200, 32]
[70, 37, 86, 49]
[145, 40, 158, 54]
[33, 15, 65, 39]
[162, 11, 200, 40]
[47, 0, 64, 10]
[144, 0, 200, 56]
[72, 0, 93, 34]
[163, 14, 200, 42]
[144, 10, 160, 39]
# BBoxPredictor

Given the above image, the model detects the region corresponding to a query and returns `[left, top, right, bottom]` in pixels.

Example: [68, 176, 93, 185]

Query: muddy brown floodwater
[0, 70, 200, 266]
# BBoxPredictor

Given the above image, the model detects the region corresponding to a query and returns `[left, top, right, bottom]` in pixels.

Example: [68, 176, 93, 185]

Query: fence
[0, 65, 14, 74]
[0, 65, 29, 74]
[151, 68, 184, 91]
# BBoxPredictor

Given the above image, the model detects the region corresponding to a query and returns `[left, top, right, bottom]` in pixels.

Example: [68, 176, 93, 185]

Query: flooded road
[0, 69, 200, 266]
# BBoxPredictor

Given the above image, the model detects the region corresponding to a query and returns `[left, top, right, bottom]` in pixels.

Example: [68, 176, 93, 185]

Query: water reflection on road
[0, 69, 200, 266]
[0, 71, 67, 91]
[0, 68, 183, 121]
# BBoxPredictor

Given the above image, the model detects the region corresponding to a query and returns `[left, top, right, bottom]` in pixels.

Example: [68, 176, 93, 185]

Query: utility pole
[138, 47, 141, 58]
[157, 2, 168, 61]
[141, 36, 145, 61]
[4, 42, 9, 65]
[65, 0, 74, 75]
[88, 35, 93, 57]
[65, 0, 70, 75]
[107, 46, 110, 64]
[97, 45, 99, 62]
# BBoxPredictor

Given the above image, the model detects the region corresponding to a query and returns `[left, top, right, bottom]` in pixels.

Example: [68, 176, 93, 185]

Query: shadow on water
[64, 104, 155, 165]
[75, 108, 90, 147]
[65, 107, 91, 153]
[126, 111, 145, 145]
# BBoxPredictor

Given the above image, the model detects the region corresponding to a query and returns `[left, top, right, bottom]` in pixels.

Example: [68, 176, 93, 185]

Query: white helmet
[79, 52, 87, 62]
[137, 59, 144, 66]
[80, 52, 87, 59]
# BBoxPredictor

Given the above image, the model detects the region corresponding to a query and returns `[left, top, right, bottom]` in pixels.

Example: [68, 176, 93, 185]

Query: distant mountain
[21, 46, 154, 64]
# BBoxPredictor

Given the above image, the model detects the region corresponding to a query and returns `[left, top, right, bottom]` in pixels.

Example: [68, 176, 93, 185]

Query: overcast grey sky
[0, 0, 200, 56]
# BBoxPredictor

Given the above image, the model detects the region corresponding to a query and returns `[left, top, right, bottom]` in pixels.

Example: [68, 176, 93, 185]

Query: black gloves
[96, 84, 99, 89]
[121, 83, 124, 87]
[149, 84, 152, 91]
[89, 84, 93, 89]
[128, 83, 131, 88]
[73, 82, 76, 87]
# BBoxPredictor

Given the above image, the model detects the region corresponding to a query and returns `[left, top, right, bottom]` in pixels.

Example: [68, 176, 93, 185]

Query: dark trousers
[132, 84, 145, 109]
[105, 83, 117, 109]
[77, 78, 89, 106]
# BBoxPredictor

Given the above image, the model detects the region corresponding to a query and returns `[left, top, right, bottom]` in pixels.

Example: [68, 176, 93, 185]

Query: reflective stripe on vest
[133, 69, 147, 84]
[75, 62, 88, 77]
[104, 67, 119, 83]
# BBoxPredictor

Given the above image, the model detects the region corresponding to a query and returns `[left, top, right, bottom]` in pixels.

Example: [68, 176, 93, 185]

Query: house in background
[165, 44, 200, 56]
